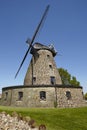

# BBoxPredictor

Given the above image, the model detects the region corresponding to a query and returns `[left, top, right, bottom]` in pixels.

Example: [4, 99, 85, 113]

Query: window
[47, 54, 50, 58]
[40, 91, 46, 100]
[50, 76, 56, 85]
[33, 77, 36, 82]
[18, 92, 23, 100]
[49, 64, 52, 69]
[66, 91, 71, 100]
[5, 92, 8, 100]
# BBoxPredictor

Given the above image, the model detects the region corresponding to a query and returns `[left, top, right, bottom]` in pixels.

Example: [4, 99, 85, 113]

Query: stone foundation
[0, 85, 85, 108]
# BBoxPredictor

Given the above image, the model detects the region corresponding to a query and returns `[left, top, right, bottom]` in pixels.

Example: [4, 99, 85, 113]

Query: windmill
[15, 5, 62, 86]
[1, 5, 84, 109]
[15, 5, 50, 78]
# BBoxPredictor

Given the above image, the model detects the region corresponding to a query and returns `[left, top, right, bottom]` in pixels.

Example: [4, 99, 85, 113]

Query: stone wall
[0, 85, 85, 108]
[57, 87, 84, 107]
[24, 49, 62, 85]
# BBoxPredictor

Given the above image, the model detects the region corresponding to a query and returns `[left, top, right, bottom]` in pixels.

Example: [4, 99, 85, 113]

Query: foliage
[84, 93, 87, 100]
[0, 106, 87, 130]
[58, 68, 71, 85]
[70, 76, 80, 86]
[58, 68, 80, 86]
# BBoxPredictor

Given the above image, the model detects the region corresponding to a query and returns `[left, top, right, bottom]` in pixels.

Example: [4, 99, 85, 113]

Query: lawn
[0, 106, 87, 130]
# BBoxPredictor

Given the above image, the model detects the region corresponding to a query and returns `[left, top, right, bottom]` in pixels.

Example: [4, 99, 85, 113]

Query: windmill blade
[15, 5, 50, 78]
[15, 46, 31, 78]
[30, 5, 50, 45]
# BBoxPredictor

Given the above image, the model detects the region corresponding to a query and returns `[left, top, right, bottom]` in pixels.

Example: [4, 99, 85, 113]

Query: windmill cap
[32, 42, 57, 56]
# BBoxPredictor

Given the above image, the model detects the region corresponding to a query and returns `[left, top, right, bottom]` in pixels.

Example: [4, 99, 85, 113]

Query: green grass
[0, 106, 87, 130]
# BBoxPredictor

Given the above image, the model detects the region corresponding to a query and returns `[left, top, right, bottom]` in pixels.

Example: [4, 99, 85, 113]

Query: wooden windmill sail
[15, 5, 62, 85]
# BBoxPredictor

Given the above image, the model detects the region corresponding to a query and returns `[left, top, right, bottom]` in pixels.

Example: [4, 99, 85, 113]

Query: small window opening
[33, 77, 36, 82]
[50, 76, 56, 85]
[49, 64, 52, 69]
[5, 92, 8, 100]
[40, 91, 46, 100]
[66, 91, 71, 100]
[47, 55, 50, 58]
[18, 92, 23, 101]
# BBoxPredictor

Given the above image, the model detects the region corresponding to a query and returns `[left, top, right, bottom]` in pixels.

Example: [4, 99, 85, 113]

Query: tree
[70, 76, 80, 86]
[58, 68, 80, 86]
[84, 93, 87, 100]
[58, 68, 71, 85]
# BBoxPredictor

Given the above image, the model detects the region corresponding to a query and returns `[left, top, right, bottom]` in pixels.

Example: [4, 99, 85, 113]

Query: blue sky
[0, 0, 87, 93]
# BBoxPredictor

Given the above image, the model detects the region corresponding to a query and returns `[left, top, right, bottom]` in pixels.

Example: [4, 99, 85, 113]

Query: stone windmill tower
[15, 5, 62, 86]
[24, 43, 62, 85]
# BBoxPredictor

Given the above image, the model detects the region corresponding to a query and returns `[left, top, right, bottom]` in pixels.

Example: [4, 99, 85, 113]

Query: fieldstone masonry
[24, 49, 62, 85]
[0, 111, 42, 130]
[0, 85, 85, 108]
